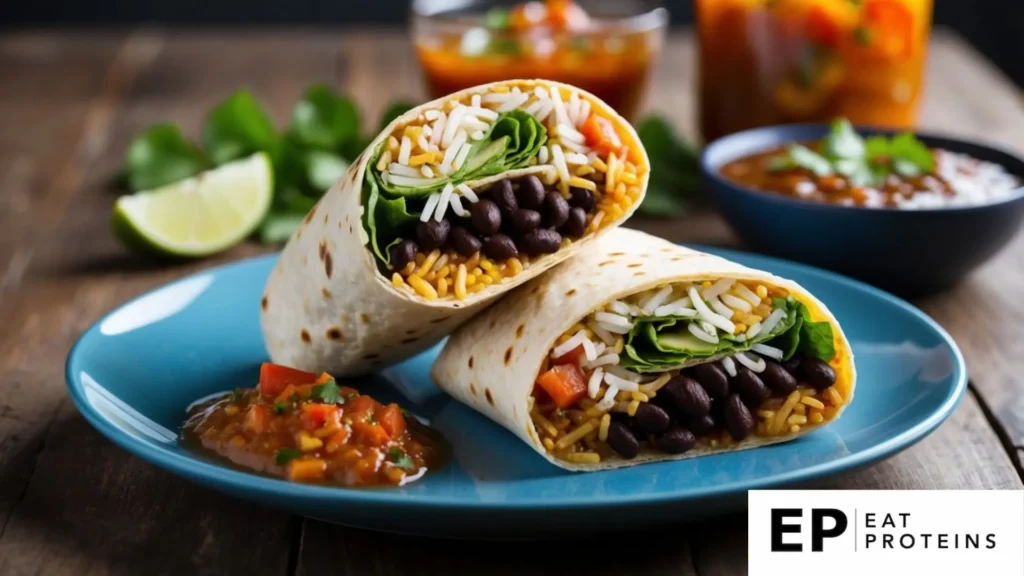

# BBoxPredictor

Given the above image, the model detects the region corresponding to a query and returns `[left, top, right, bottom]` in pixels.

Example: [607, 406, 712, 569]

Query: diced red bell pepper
[351, 421, 390, 447]
[344, 395, 379, 423]
[259, 363, 317, 397]
[377, 403, 407, 439]
[580, 113, 625, 159]
[535, 364, 587, 409]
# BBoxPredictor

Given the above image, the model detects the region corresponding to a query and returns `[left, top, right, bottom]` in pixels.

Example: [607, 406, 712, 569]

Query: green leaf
[484, 7, 510, 29]
[767, 155, 796, 172]
[124, 124, 211, 192]
[272, 401, 288, 415]
[306, 150, 349, 191]
[888, 132, 934, 173]
[796, 305, 836, 361]
[635, 115, 702, 218]
[823, 118, 865, 160]
[275, 448, 302, 466]
[788, 144, 833, 177]
[387, 447, 416, 470]
[378, 101, 418, 133]
[864, 135, 890, 161]
[634, 189, 688, 217]
[259, 213, 306, 245]
[310, 379, 344, 405]
[292, 84, 361, 151]
[231, 387, 245, 402]
[203, 90, 279, 166]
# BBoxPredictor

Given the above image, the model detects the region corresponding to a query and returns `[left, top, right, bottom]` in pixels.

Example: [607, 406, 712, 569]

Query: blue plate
[66, 248, 966, 538]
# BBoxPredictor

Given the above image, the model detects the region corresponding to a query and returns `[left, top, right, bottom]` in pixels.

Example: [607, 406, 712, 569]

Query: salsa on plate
[414, 0, 664, 120]
[182, 363, 448, 487]
[720, 119, 1021, 209]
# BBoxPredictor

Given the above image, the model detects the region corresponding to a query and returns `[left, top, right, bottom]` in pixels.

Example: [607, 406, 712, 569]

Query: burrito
[261, 80, 648, 375]
[432, 229, 855, 470]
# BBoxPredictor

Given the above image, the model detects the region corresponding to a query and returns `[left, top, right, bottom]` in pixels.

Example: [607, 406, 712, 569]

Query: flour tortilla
[261, 80, 648, 376]
[431, 228, 856, 471]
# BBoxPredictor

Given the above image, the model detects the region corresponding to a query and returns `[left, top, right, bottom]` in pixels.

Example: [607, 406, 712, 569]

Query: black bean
[516, 175, 545, 209]
[568, 187, 596, 211]
[687, 414, 717, 435]
[389, 240, 418, 271]
[761, 361, 798, 395]
[449, 226, 481, 257]
[470, 199, 502, 236]
[519, 229, 562, 256]
[800, 358, 836, 391]
[691, 363, 729, 399]
[783, 357, 802, 375]
[605, 421, 640, 459]
[634, 403, 671, 434]
[490, 179, 518, 216]
[511, 209, 541, 233]
[561, 207, 587, 238]
[723, 394, 755, 441]
[654, 427, 696, 454]
[416, 219, 450, 251]
[481, 234, 518, 260]
[732, 367, 770, 409]
[542, 191, 570, 228]
[663, 376, 711, 418]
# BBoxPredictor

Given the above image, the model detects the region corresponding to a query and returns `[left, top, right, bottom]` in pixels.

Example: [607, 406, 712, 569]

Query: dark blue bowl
[701, 123, 1024, 296]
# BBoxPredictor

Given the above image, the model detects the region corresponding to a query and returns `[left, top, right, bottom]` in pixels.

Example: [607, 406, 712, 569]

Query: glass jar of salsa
[695, 0, 934, 141]
[411, 0, 668, 121]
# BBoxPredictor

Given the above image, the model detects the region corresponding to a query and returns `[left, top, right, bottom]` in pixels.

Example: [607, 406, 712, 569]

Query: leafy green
[789, 144, 833, 176]
[124, 124, 211, 192]
[823, 118, 865, 159]
[766, 297, 836, 362]
[311, 379, 345, 405]
[275, 448, 302, 466]
[203, 90, 279, 166]
[634, 115, 701, 217]
[272, 401, 289, 415]
[387, 447, 416, 471]
[292, 84, 360, 151]
[485, 7, 511, 29]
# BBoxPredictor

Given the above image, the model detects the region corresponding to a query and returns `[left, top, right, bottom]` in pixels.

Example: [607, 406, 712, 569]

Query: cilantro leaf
[635, 115, 701, 217]
[888, 132, 934, 174]
[864, 135, 890, 161]
[292, 84, 361, 152]
[311, 379, 344, 405]
[272, 401, 288, 415]
[124, 124, 211, 192]
[203, 90, 278, 166]
[485, 7, 510, 29]
[788, 144, 833, 177]
[823, 118, 865, 160]
[387, 447, 416, 471]
[275, 448, 302, 466]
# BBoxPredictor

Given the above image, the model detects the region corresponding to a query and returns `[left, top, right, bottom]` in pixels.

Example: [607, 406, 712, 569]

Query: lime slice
[113, 152, 273, 257]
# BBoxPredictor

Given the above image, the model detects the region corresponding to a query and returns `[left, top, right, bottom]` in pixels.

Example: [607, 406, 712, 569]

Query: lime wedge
[113, 152, 273, 257]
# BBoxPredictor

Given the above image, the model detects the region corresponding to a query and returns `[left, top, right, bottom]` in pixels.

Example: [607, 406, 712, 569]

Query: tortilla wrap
[431, 228, 856, 471]
[261, 80, 648, 375]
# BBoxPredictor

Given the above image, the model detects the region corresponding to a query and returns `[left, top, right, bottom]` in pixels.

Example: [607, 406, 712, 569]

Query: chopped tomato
[804, 5, 841, 49]
[301, 404, 340, 430]
[244, 405, 269, 434]
[259, 363, 317, 397]
[286, 458, 327, 483]
[344, 395, 379, 423]
[351, 421, 390, 447]
[535, 364, 587, 409]
[552, 344, 584, 366]
[581, 113, 625, 158]
[324, 428, 350, 453]
[315, 372, 334, 384]
[339, 386, 360, 398]
[377, 403, 406, 439]
[275, 383, 314, 404]
[862, 0, 914, 60]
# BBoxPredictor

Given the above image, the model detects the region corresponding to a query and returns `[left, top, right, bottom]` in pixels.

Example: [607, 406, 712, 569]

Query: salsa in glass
[696, 0, 934, 141]
[412, 0, 668, 121]
[182, 363, 449, 487]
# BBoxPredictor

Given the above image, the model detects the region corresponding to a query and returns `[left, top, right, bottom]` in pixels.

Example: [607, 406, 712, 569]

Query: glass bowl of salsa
[411, 0, 669, 121]
[695, 0, 934, 141]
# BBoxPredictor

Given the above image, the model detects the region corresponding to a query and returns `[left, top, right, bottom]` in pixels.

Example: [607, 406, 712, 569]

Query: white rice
[688, 286, 736, 334]
[708, 295, 735, 321]
[603, 372, 639, 392]
[586, 321, 617, 346]
[702, 278, 734, 299]
[449, 193, 467, 217]
[721, 293, 752, 313]
[688, 322, 719, 344]
[751, 343, 784, 361]
[759, 308, 787, 336]
[586, 353, 620, 369]
[552, 330, 586, 359]
[420, 193, 441, 223]
[608, 300, 632, 316]
[745, 321, 763, 339]
[587, 368, 605, 399]
[595, 384, 619, 412]
[721, 356, 737, 377]
[735, 352, 766, 373]
[733, 283, 762, 306]
[594, 311, 633, 333]
[640, 286, 674, 315]
[434, 182, 454, 221]
[456, 183, 479, 203]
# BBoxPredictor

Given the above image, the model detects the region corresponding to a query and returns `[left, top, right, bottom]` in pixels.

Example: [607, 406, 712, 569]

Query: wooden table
[1, 28, 1022, 575]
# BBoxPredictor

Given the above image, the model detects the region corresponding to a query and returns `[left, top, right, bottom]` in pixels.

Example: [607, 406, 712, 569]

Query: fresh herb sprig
[387, 447, 416, 471]
[310, 379, 345, 405]
[769, 118, 934, 187]
[121, 87, 417, 245]
[634, 115, 703, 217]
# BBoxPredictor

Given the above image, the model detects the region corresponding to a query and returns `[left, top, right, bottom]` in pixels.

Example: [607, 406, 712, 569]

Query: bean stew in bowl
[702, 121, 1024, 295]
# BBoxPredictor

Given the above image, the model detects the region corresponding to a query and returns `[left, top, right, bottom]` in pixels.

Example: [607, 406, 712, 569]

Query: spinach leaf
[275, 448, 302, 466]
[634, 115, 701, 218]
[124, 124, 211, 192]
[203, 90, 279, 166]
[766, 298, 836, 362]
[377, 101, 417, 133]
[292, 84, 361, 151]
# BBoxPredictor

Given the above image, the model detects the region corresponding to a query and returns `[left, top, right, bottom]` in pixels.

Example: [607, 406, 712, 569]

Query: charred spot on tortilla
[261, 296, 268, 311]
[469, 382, 477, 396]
[321, 288, 331, 299]
[468, 356, 474, 368]
[599, 260, 614, 267]
[609, 252, 625, 256]
[504, 346, 513, 365]
[326, 327, 343, 341]
[627, 263, 642, 268]
[565, 288, 577, 297]
[400, 337, 418, 344]
[362, 353, 380, 360]
[516, 324, 525, 338]
[489, 317, 498, 330]
[348, 225, 353, 234]
[633, 271, 646, 276]
[485, 388, 495, 406]
[318, 241, 327, 261]
[304, 207, 316, 225]
[430, 315, 452, 324]
[300, 329, 311, 344]
[671, 257, 684, 262]
[324, 251, 333, 278]
[405, 328, 418, 335]
[360, 313, 370, 324]
[531, 285, 542, 295]
[323, 213, 328, 224]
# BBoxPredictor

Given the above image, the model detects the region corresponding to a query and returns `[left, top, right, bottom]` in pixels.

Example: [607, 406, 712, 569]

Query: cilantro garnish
[310, 379, 344, 405]
[275, 448, 302, 466]
[769, 118, 935, 188]
[231, 387, 245, 402]
[387, 447, 415, 471]
[484, 7, 510, 29]
[272, 401, 288, 415]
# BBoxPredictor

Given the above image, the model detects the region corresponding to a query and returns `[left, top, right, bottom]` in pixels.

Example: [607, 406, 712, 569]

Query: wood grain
[0, 28, 1020, 576]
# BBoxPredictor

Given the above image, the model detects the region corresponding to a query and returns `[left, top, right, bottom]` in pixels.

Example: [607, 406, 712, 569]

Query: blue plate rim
[65, 246, 967, 510]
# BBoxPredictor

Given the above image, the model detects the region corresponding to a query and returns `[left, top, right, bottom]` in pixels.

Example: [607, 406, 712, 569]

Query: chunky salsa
[182, 363, 448, 487]
[413, 0, 665, 120]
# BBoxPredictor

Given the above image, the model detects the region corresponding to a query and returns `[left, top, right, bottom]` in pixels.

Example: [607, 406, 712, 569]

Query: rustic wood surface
[0, 28, 1021, 575]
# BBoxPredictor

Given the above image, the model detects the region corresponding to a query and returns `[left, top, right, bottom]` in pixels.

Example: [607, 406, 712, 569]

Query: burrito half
[432, 229, 855, 471]
[262, 80, 648, 375]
